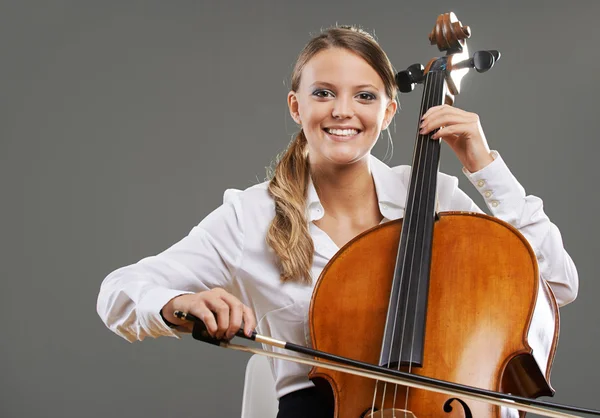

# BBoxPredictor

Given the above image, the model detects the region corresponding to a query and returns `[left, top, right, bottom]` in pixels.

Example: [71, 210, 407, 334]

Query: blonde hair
[266, 26, 398, 284]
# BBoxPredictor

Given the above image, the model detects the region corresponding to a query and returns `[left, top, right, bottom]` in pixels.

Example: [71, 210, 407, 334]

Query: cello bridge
[363, 409, 417, 418]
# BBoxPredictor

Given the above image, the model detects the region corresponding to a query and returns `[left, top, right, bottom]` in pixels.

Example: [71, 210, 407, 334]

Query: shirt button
[491, 200, 499, 207]
[484, 191, 492, 198]
[381, 203, 388, 210]
[477, 180, 486, 188]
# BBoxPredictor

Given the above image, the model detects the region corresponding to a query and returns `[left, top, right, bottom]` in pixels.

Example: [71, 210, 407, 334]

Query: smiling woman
[287, 48, 396, 168]
[96, 25, 578, 418]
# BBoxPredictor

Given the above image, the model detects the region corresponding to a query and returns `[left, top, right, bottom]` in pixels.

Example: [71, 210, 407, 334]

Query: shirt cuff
[462, 150, 526, 217]
[136, 287, 194, 339]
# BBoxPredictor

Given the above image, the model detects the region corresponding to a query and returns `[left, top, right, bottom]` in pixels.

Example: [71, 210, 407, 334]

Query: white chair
[241, 354, 279, 418]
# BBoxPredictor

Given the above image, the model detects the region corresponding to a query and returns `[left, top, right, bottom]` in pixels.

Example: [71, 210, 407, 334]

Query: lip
[324, 126, 362, 130]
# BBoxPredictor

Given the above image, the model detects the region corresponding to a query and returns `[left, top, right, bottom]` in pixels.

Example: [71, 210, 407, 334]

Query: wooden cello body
[307, 13, 560, 418]
[309, 213, 559, 417]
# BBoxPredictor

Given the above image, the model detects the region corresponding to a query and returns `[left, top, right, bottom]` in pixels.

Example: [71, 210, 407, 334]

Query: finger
[421, 104, 445, 118]
[420, 113, 473, 135]
[422, 104, 464, 119]
[422, 104, 456, 120]
[422, 106, 475, 129]
[192, 305, 219, 337]
[431, 124, 472, 140]
[218, 292, 246, 336]
[226, 299, 244, 340]
[220, 291, 253, 340]
[242, 305, 257, 337]
[204, 298, 230, 339]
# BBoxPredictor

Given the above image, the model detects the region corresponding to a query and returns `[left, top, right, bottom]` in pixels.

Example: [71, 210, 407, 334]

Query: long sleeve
[96, 189, 245, 342]
[441, 151, 578, 306]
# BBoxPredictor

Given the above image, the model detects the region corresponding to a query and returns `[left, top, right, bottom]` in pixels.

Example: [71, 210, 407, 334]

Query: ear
[287, 91, 301, 124]
[382, 99, 398, 130]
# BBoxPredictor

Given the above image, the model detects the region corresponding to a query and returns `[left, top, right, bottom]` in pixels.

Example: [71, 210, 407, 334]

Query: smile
[323, 128, 361, 139]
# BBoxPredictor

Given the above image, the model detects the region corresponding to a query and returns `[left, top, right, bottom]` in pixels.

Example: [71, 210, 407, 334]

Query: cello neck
[379, 65, 447, 368]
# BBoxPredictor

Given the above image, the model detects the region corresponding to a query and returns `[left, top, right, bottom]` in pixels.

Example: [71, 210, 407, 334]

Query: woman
[96, 26, 578, 417]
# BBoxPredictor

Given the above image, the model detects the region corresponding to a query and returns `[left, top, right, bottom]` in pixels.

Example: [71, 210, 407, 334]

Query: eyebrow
[310, 81, 379, 90]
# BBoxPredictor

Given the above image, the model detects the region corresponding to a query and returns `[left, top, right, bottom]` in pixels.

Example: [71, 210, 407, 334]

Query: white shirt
[96, 152, 578, 399]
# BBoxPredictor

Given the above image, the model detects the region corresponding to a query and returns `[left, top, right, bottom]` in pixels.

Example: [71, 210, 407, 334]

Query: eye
[357, 92, 377, 101]
[312, 89, 334, 98]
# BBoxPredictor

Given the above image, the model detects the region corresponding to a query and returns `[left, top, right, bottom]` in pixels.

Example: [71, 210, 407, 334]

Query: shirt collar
[306, 155, 406, 222]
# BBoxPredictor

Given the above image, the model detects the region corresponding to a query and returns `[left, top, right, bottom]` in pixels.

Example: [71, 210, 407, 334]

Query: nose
[331, 96, 354, 119]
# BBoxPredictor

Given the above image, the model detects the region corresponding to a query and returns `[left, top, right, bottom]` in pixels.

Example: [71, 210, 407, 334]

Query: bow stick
[174, 311, 600, 418]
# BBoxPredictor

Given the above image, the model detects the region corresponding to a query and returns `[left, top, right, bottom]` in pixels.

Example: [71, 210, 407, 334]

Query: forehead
[300, 48, 385, 90]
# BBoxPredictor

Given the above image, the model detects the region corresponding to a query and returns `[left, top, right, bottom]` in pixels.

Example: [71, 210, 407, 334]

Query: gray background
[2, 0, 599, 417]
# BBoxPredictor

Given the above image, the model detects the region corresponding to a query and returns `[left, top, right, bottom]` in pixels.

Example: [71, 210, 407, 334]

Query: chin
[323, 151, 369, 167]
[308, 137, 374, 167]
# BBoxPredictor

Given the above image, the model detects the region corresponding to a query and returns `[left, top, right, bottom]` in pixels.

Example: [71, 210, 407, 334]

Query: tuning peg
[472, 50, 501, 73]
[395, 63, 425, 93]
[451, 50, 501, 73]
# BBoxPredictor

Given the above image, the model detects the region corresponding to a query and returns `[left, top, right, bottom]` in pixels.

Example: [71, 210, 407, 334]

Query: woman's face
[288, 47, 397, 169]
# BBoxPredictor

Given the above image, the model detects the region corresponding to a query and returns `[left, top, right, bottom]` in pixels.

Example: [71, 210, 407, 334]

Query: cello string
[392, 69, 433, 414]
[398, 69, 438, 415]
[398, 72, 440, 410]
[404, 69, 444, 414]
[390, 68, 436, 415]
[376, 68, 432, 416]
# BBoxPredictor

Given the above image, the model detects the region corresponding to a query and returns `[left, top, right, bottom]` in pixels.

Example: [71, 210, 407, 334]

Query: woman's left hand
[420, 104, 494, 172]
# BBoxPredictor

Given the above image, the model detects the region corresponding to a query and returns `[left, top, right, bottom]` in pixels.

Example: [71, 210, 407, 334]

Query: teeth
[325, 128, 359, 136]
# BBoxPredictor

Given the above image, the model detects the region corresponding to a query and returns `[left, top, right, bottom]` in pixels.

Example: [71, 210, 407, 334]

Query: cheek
[299, 102, 329, 125]
[365, 108, 386, 129]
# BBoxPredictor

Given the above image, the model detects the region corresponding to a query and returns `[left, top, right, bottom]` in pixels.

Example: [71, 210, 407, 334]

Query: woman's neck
[310, 157, 380, 221]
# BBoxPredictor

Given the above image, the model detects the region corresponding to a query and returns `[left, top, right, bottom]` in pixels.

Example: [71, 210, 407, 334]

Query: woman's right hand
[161, 288, 256, 340]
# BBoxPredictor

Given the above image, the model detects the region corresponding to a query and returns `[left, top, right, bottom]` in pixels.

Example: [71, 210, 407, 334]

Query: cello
[177, 12, 600, 418]
[308, 11, 557, 418]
